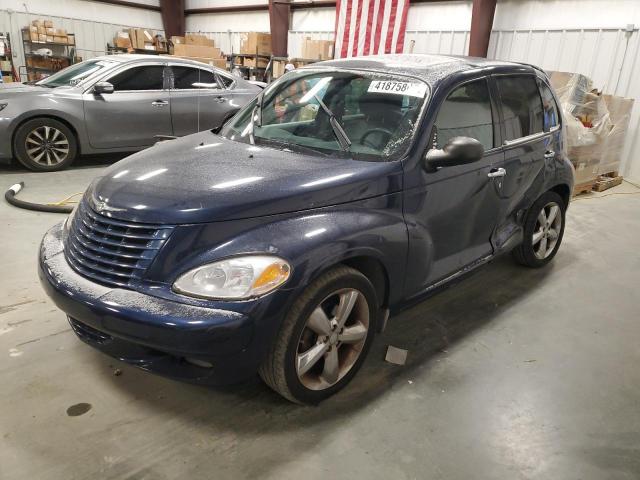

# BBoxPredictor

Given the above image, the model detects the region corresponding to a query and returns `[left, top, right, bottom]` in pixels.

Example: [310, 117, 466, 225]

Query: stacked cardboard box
[240, 32, 271, 55]
[28, 20, 74, 45]
[128, 28, 155, 50]
[549, 71, 634, 189]
[301, 37, 334, 60]
[166, 34, 226, 69]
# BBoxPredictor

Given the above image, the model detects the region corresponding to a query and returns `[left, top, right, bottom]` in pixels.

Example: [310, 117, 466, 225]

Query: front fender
[146, 192, 408, 305]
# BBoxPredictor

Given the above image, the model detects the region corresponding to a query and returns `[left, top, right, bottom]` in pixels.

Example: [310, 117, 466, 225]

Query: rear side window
[172, 67, 218, 89]
[538, 80, 560, 132]
[217, 73, 234, 89]
[496, 75, 543, 141]
[433, 78, 494, 151]
[109, 65, 165, 91]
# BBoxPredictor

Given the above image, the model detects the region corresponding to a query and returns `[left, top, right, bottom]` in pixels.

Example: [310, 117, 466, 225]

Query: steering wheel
[360, 127, 394, 150]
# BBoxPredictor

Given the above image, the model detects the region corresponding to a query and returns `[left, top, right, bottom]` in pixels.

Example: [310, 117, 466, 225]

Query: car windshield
[220, 69, 428, 161]
[37, 59, 117, 88]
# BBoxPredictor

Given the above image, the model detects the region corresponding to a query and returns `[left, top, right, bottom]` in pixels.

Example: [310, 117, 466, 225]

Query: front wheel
[259, 266, 378, 404]
[13, 118, 78, 171]
[513, 191, 566, 268]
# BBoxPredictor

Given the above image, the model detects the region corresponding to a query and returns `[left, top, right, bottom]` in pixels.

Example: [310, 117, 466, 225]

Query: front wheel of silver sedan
[14, 118, 78, 172]
[259, 266, 379, 404]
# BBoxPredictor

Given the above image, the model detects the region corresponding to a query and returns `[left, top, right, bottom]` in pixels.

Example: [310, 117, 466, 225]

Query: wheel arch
[549, 183, 571, 208]
[11, 114, 81, 156]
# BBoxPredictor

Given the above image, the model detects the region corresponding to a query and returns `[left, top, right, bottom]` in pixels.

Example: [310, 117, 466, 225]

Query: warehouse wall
[185, 0, 269, 33]
[291, 0, 640, 181]
[1, 0, 163, 80]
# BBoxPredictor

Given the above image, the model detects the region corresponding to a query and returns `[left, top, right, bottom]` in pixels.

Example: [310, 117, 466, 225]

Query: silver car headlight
[173, 255, 291, 300]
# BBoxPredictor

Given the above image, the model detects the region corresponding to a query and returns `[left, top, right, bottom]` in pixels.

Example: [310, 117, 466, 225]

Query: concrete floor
[1, 157, 639, 480]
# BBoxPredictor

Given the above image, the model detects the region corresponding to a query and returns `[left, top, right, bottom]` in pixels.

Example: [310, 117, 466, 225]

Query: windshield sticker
[367, 81, 427, 98]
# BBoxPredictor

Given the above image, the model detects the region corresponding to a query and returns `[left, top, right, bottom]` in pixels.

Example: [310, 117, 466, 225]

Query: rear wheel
[14, 118, 77, 171]
[513, 191, 566, 268]
[259, 266, 378, 404]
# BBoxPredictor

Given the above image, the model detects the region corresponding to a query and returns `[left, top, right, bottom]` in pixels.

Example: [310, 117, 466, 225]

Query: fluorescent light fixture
[212, 176, 263, 189]
[136, 168, 168, 181]
[299, 77, 332, 103]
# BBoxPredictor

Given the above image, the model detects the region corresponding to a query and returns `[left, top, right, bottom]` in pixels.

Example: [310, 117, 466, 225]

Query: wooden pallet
[573, 180, 597, 196]
[593, 171, 623, 192]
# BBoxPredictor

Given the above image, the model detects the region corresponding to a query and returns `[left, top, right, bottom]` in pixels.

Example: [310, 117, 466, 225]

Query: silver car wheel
[296, 288, 370, 391]
[532, 201, 562, 260]
[25, 126, 70, 166]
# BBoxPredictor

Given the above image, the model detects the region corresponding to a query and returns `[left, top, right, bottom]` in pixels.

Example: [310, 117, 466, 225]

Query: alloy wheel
[296, 288, 370, 391]
[25, 126, 70, 166]
[532, 201, 562, 260]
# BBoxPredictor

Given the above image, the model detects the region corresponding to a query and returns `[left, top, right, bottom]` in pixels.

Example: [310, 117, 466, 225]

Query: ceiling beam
[89, 0, 161, 12]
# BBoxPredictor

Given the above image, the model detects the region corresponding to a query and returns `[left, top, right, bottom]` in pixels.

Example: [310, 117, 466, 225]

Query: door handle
[215, 96, 227, 103]
[488, 167, 506, 178]
[151, 100, 168, 107]
[544, 150, 555, 159]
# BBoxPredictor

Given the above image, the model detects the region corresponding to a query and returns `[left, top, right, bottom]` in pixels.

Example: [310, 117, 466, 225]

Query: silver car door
[168, 65, 235, 135]
[82, 62, 172, 149]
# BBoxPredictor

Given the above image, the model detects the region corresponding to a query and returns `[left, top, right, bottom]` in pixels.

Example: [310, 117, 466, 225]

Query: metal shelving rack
[21, 27, 75, 82]
[0, 33, 17, 82]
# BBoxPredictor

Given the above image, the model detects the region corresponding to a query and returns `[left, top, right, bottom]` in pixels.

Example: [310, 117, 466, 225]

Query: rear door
[83, 62, 172, 148]
[168, 65, 236, 136]
[492, 74, 554, 250]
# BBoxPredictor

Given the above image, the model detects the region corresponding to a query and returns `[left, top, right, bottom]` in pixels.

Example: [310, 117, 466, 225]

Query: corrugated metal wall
[0, 9, 163, 81]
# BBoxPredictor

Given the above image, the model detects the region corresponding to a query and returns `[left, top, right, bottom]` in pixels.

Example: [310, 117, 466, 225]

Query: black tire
[259, 265, 379, 404]
[13, 118, 78, 171]
[513, 191, 566, 268]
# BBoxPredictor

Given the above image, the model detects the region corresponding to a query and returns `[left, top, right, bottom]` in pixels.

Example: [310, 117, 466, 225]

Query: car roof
[306, 54, 541, 85]
[90, 53, 225, 70]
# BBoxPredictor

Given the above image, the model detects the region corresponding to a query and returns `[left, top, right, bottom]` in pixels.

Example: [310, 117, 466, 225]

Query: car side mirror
[424, 136, 484, 171]
[94, 82, 114, 94]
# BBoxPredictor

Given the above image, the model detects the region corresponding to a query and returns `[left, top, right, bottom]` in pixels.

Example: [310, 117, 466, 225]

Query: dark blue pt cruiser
[39, 54, 574, 404]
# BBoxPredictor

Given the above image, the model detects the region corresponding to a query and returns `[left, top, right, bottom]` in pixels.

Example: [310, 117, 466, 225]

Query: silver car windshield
[221, 69, 428, 161]
[37, 59, 117, 88]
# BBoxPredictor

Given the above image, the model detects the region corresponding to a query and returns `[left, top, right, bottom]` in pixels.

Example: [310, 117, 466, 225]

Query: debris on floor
[385, 345, 408, 365]
[113, 368, 122, 376]
[66, 403, 92, 417]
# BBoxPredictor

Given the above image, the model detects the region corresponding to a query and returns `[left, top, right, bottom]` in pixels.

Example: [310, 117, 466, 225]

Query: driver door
[403, 76, 505, 293]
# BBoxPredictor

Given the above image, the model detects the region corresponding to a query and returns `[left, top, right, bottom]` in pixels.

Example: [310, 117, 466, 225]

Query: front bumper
[39, 222, 262, 384]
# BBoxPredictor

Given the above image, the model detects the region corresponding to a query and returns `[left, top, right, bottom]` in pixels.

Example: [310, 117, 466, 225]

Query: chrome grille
[64, 201, 173, 288]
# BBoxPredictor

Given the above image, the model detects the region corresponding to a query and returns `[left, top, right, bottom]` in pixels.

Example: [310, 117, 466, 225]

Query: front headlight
[173, 255, 291, 300]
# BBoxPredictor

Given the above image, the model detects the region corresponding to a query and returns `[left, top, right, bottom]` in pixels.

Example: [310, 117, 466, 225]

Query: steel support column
[468, 0, 497, 57]
[269, 0, 291, 57]
[160, 0, 185, 39]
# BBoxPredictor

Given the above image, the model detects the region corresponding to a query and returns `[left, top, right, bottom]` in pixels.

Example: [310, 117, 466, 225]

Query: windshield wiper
[256, 137, 330, 157]
[313, 94, 351, 151]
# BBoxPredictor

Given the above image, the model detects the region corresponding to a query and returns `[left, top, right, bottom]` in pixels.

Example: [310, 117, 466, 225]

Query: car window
[538, 80, 560, 132]
[37, 59, 117, 88]
[171, 66, 218, 89]
[496, 75, 544, 141]
[217, 73, 234, 89]
[433, 78, 494, 151]
[108, 65, 165, 91]
[221, 70, 428, 162]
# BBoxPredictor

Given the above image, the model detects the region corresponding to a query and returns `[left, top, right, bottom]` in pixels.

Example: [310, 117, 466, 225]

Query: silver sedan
[0, 54, 261, 171]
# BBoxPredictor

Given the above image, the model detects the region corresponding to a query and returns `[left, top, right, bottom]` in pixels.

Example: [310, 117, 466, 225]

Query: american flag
[334, 0, 410, 59]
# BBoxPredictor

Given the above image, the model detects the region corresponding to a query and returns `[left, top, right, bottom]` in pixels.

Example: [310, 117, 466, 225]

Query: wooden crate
[593, 171, 623, 192]
[573, 180, 597, 196]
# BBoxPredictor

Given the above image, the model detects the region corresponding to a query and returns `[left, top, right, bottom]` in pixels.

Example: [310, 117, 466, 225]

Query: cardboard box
[29, 31, 39, 42]
[272, 60, 285, 78]
[170, 36, 186, 45]
[44, 20, 54, 28]
[32, 20, 43, 27]
[240, 32, 271, 55]
[301, 38, 334, 60]
[38, 33, 47, 42]
[185, 34, 214, 46]
[173, 43, 221, 59]
[55, 28, 67, 35]
[1, 60, 12, 72]
[53, 35, 67, 44]
[29, 25, 38, 33]
[46, 27, 55, 35]
[114, 31, 132, 49]
[67, 34, 75, 46]
[46, 35, 54, 43]
[37, 26, 46, 35]
[244, 57, 268, 68]
[128, 28, 153, 49]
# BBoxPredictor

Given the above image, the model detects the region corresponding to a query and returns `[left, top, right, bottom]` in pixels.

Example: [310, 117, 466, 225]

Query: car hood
[87, 131, 402, 224]
[0, 83, 74, 99]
